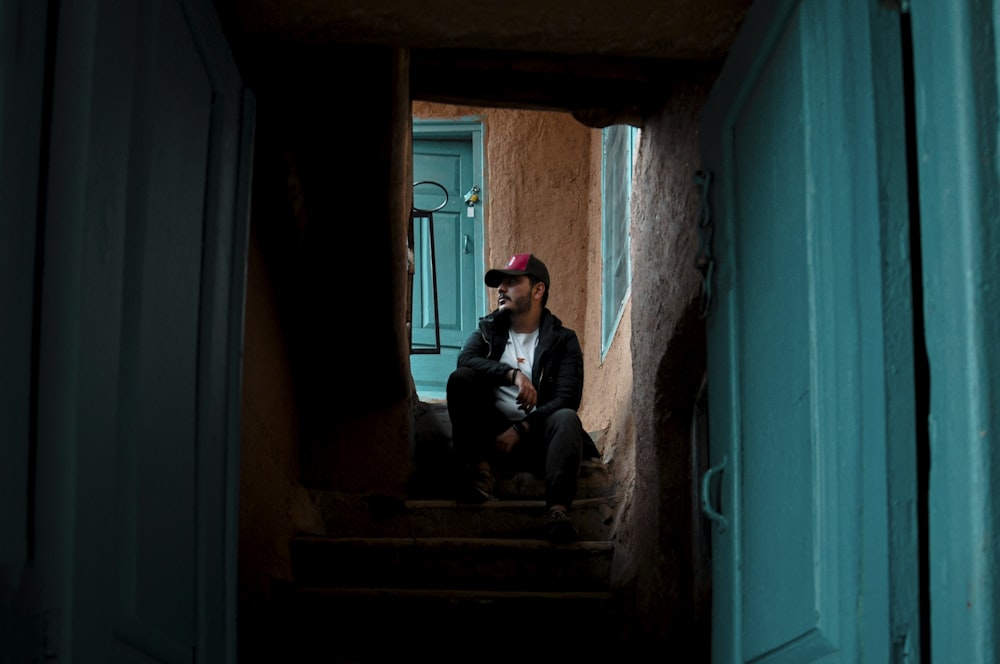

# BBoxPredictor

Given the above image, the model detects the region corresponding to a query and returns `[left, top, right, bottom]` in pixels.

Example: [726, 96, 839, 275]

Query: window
[601, 124, 638, 357]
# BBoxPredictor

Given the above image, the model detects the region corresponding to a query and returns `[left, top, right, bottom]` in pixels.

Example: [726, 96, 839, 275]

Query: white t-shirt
[494, 329, 538, 421]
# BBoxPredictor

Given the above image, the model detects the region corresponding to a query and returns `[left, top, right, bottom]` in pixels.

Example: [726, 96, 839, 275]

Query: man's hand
[512, 371, 537, 413]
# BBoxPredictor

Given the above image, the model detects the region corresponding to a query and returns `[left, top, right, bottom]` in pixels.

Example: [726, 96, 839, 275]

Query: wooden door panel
[411, 134, 478, 398]
[26, 0, 252, 661]
[113, 0, 209, 653]
[411, 208, 465, 347]
[700, 1, 917, 661]
[0, 0, 48, 593]
[412, 141, 473, 349]
[735, 110, 816, 659]
[730, 21, 832, 658]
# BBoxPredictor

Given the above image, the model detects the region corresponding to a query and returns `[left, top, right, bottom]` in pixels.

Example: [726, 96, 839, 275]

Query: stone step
[309, 492, 618, 541]
[270, 582, 630, 663]
[290, 536, 615, 593]
[408, 458, 614, 500]
[280, 404, 623, 661]
[493, 460, 613, 499]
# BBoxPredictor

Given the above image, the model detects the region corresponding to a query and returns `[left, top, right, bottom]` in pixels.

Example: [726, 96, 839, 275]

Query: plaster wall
[237, 51, 414, 658]
[238, 224, 325, 655]
[620, 71, 714, 652]
[238, 48, 415, 498]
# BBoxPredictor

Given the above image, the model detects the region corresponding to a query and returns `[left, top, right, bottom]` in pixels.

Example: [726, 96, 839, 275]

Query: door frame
[909, 3, 1000, 661]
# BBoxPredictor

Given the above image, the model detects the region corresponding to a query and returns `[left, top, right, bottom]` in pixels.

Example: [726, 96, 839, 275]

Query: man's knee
[546, 409, 584, 441]
[447, 366, 475, 387]
[446, 367, 476, 397]
[548, 408, 582, 427]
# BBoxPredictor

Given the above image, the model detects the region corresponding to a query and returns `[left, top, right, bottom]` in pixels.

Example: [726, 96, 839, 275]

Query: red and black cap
[484, 253, 550, 289]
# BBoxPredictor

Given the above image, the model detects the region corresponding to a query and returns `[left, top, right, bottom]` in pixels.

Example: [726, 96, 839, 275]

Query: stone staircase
[270, 402, 627, 663]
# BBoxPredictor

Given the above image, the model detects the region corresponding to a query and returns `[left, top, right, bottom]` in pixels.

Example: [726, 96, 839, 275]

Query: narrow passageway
[268, 397, 627, 662]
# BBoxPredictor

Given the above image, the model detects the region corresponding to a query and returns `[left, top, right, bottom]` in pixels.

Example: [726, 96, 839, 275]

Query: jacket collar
[484, 307, 559, 335]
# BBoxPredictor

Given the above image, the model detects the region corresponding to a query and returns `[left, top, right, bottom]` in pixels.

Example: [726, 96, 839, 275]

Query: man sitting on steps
[446, 253, 599, 544]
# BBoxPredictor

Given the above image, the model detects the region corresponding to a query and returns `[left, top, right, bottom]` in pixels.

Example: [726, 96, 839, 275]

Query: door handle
[700, 455, 728, 533]
[463, 234, 471, 254]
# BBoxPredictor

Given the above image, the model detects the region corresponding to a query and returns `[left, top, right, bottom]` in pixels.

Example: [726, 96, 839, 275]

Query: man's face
[496, 275, 535, 315]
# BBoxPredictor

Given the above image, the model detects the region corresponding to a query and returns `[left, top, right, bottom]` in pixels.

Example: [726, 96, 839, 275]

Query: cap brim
[485, 268, 528, 287]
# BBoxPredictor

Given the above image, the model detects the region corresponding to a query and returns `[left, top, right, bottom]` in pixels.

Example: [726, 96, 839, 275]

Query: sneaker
[467, 467, 495, 503]
[546, 508, 578, 544]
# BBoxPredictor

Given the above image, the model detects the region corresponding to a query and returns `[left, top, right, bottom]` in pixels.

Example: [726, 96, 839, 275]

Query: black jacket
[456, 308, 585, 432]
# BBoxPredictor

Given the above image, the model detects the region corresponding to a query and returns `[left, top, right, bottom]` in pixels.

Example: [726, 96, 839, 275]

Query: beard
[498, 293, 530, 316]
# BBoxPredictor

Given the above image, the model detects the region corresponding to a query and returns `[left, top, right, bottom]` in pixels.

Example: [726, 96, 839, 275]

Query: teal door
[699, 0, 920, 660]
[411, 122, 484, 400]
[13, 0, 253, 661]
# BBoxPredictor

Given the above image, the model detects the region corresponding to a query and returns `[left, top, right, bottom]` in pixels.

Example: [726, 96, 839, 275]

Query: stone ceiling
[215, 0, 753, 126]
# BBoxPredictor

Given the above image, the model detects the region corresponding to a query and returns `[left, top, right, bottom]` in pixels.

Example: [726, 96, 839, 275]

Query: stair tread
[273, 416, 624, 664]
[401, 495, 615, 509]
[279, 417, 625, 659]
[278, 583, 628, 660]
[291, 534, 614, 592]
[293, 535, 614, 551]
[292, 585, 616, 601]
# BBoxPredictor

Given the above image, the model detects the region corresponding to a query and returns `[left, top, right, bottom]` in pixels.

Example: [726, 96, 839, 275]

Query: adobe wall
[619, 70, 715, 652]
[237, 48, 414, 657]
[238, 224, 326, 653]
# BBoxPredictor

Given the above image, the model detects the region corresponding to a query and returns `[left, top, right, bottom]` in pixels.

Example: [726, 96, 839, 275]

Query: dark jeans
[446, 366, 585, 508]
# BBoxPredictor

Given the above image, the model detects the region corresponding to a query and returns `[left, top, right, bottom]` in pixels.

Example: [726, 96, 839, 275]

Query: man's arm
[456, 328, 517, 383]
[525, 330, 583, 426]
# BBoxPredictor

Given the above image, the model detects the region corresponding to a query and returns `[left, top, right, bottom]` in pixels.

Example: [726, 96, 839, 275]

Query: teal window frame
[600, 125, 638, 358]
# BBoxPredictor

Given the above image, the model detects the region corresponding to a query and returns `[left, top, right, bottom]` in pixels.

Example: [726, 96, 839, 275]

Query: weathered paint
[910, 2, 1000, 661]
